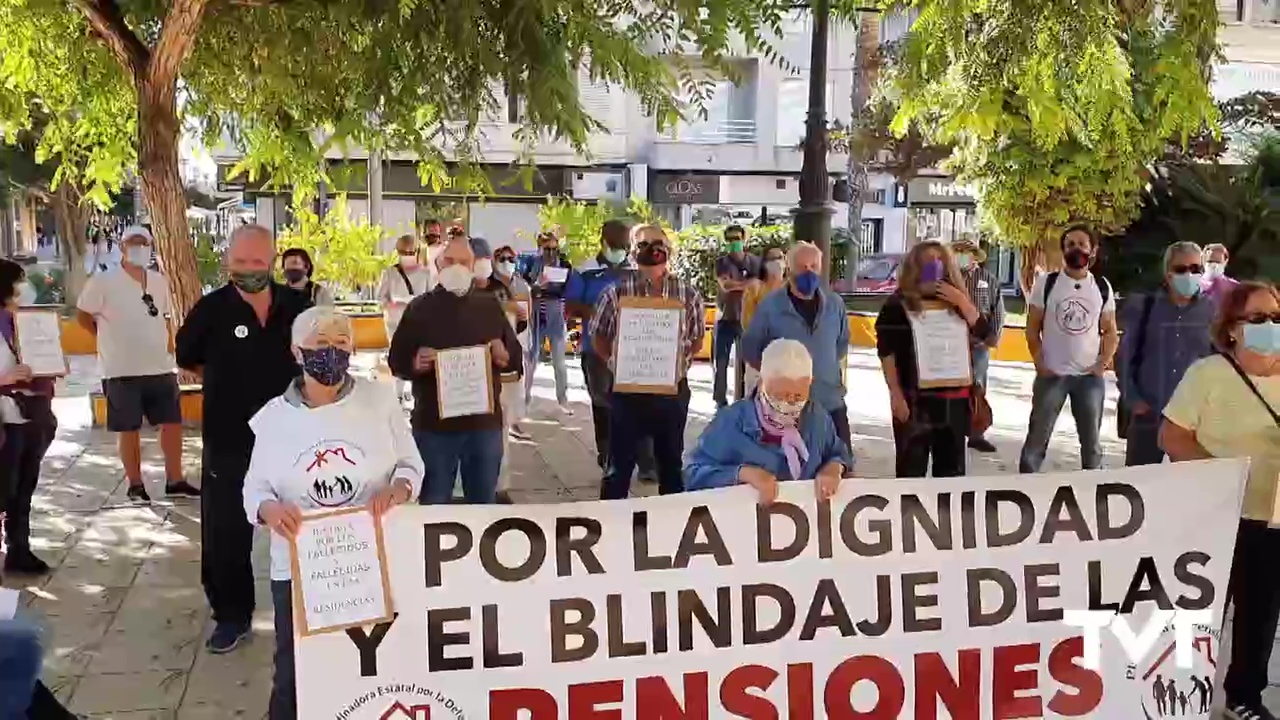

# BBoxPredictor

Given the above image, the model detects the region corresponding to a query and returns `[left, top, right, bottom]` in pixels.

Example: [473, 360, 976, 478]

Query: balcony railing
[658, 119, 758, 144]
[1220, 0, 1280, 24]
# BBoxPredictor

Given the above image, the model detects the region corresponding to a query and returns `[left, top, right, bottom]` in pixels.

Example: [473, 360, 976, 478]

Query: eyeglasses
[726, 236, 743, 243]
[1171, 264, 1204, 275]
[636, 241, 667, 252]
[1241, 313, 1280, 325]
[141, 293, 159, 318]
[425, 233, 441, 242]
[495, 255, 516, 263]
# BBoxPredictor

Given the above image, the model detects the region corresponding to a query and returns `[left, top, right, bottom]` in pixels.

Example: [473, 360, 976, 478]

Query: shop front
[895, 177, 980, 245]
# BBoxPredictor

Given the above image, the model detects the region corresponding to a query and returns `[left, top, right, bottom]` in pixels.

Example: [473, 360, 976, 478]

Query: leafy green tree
[277, 196, 391, 295]
[0, 0, 825, 323]
[880, 0, 1220, 248]
[537, 195, 659, 266]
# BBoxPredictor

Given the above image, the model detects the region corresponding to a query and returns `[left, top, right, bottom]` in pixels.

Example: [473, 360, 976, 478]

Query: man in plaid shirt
[589, 224, 705, 499]
[953, 235, 1006, 452]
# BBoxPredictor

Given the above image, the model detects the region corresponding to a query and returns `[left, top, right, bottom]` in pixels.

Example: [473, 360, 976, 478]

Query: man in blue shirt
[742, 242, 852, 452]
[520, 231, 574, 414]
[565, 220, 656, 481]
[1117, 241, 1216, 466]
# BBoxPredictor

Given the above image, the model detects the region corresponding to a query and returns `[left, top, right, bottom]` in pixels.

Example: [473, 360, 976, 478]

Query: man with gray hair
[176, 223, 313, 654]
[1116, 240, 1216, 465]
[1201, 242, 1238, 304]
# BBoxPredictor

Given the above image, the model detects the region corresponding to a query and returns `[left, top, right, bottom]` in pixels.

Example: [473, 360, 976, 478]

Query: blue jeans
[525, 300, 569, 405]
[712, 320, 741, 406]
[0, 616, 42, 720]
[269, 580, 296, 720]
[1018, 374, 1106, 473]
[415, 429, 504, 504]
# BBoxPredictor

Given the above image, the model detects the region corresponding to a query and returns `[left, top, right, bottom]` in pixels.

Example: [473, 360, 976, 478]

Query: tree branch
[75, 0, 150, 78]
[150, 0, 212, 88]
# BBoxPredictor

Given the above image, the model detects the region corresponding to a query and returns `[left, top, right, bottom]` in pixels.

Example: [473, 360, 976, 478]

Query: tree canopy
[879, 0, 1221, 247]
[0, 0, 824, 201]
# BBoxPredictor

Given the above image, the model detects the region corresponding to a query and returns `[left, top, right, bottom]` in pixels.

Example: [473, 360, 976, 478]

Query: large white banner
[297, 460, 1247, 720]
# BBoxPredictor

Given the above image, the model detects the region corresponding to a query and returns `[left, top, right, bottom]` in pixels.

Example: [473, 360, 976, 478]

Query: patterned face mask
[299, 346, 352, 386]
[230, 270, 271, 294]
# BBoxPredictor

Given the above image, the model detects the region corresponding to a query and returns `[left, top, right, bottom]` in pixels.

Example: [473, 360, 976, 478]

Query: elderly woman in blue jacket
[686, 338, 852, 502]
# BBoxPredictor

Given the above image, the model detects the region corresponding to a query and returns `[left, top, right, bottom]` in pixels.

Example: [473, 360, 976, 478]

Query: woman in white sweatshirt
[242, 305, 424, 720]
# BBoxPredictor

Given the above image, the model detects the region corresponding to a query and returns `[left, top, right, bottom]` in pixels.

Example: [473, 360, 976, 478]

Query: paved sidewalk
[2, 350, 1264, 718]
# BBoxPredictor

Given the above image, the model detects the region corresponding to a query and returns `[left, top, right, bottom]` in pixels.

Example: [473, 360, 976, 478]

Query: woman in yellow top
[741, 247, 787, 394]
[1160, 280, 1280, 720]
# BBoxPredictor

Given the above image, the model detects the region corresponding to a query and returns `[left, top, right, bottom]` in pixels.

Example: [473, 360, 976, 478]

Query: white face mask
[438, 264, 473, 296]
[473, 259, 493, 280]
[496, 261, 516, 277]
[14, 281, 37, 306]
[400, 254, 419, 269]
[125, 246, 152, 267]
[1204, 261, 1225, 280]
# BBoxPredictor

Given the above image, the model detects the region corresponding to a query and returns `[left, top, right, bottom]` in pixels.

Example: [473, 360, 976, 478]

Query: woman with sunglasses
[1160, 281, 1280, 720]
[0, 259, 58, 578]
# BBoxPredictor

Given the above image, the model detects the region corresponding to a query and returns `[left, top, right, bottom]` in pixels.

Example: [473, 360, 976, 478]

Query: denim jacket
[741, 287, 850, 412]
[685, 396, 852, 490]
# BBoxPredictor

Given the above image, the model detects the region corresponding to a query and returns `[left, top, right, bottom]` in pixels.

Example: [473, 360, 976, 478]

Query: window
[1220, 0, 1244, 22]
[776, 78, 807, 146]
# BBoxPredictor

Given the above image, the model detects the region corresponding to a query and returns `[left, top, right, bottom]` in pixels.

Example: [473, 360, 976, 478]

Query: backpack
[1043, 271, 1112, 312]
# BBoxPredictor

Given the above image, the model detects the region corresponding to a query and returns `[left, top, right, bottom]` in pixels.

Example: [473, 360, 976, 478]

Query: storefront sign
[294, 459, 1246, 720]
[651, 173, 720, 204]
[905, 177, 978, 205]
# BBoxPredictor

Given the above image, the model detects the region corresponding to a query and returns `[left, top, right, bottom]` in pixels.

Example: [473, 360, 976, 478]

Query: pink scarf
[754, 394, 809, 481]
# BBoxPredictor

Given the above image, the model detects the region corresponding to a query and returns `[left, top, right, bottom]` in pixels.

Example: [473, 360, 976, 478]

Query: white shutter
[578, 65, 620, 132]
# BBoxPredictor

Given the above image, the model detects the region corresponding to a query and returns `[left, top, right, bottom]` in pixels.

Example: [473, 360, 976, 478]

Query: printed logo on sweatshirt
[298, 440, 368, 507]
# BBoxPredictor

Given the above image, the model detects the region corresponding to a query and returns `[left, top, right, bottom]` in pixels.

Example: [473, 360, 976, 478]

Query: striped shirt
[962, 267, 1006, 346]
[589, 271, 706, 378]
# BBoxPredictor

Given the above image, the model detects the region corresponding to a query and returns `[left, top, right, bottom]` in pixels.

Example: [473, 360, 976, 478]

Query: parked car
[847, 253, 903, 294]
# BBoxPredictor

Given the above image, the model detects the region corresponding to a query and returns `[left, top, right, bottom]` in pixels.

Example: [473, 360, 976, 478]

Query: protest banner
[296, 459, 1246, 720]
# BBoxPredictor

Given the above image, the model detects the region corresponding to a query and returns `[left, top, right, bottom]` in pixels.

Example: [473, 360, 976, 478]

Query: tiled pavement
[2, 350, 1270, 718]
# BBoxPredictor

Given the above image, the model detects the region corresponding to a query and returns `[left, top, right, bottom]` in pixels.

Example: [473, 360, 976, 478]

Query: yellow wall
[65, 311, 1033, 364]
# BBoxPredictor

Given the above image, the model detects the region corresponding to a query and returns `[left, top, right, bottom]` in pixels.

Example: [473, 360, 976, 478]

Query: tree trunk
[846, 10, 880, 285]
[137, 77, 200, 327]
[50, 184, 90, 307]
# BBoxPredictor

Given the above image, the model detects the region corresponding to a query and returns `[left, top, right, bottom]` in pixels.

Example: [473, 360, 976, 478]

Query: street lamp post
[794, 0, 833, 277]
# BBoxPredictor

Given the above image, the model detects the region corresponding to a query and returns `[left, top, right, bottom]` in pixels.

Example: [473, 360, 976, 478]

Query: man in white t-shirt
[77, 226, 200, 503]
[1018, 224, 1120, 473]
[377, 233, 436, 404]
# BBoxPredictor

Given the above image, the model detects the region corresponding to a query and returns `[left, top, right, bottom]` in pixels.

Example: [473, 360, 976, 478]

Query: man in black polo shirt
[176, 224, 311, 654]
[713, 225, 760, 408]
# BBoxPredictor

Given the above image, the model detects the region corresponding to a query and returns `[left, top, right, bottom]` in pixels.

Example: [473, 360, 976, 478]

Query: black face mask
[636, 245, 668, 267]
[1064, 248, 1091, 270]
[284, 268, 307, 284]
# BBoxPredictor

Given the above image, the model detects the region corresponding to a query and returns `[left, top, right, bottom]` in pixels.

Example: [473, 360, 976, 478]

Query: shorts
[103, 374, 182, 432]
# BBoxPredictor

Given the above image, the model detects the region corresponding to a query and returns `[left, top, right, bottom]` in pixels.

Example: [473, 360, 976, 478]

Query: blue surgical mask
[1242, 322, 1280, 356]
[1170, 272, 1202, 298]
[603, 248, 627, 265]
[794, 270, 820, 297]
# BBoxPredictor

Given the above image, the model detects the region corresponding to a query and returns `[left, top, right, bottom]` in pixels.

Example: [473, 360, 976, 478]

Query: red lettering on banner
[1046, 637, 1103, 716]
[636, 673, 710, 718]
[489, 688, 556, 719]
[489, 638, 1108, 720]
[824, 655, 906, 718]
[569, 680, 624, 719]
[993, 643, 1042, 719]
[914, 649, 981, 719]
[720, 665, 780, 718]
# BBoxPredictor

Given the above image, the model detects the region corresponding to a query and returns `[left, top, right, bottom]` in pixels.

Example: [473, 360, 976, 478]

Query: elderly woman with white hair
[685, 339, 851, 502]
[242, 306, 424, 720]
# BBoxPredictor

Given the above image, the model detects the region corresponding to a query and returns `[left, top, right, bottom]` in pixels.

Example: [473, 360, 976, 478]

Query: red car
[850, 253, 903, 294]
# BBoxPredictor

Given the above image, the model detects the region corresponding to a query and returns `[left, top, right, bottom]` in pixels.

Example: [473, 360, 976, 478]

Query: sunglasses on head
[141, 293, 159, 318]
[1242, 313, 1280, 325]
[1171, 264, 1204, 275]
